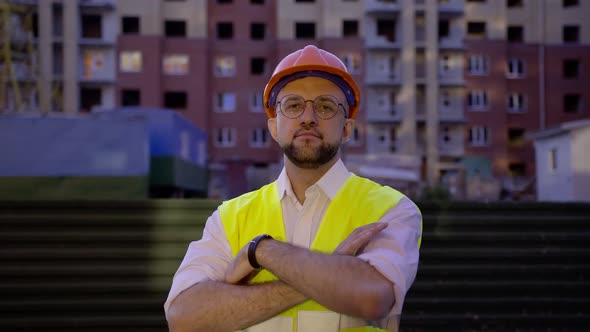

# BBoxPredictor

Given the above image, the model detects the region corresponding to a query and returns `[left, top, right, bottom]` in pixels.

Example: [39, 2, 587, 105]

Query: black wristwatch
[248, 234, 273, 269]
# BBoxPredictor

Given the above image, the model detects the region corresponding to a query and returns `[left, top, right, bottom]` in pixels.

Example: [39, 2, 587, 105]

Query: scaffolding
[0, 1, 59, 113]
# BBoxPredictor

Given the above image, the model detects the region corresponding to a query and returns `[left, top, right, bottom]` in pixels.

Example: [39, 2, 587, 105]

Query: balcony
[79, 38, 115, 46]
[439, 109, 465, 123]
[438, 0, 465, 15]
[79, 0, 116, 10]
[439, 72, 465, 86]
[439, 36, 464, 49]
[439, 141, 464, 157]
[365, 72, 401, 86]
[365, 0, 400, 14]
[367, 105, 403, 123]
[366, 38, 401, 50]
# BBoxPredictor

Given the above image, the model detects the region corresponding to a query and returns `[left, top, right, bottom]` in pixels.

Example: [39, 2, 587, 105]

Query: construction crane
[0, 1, 58, 113]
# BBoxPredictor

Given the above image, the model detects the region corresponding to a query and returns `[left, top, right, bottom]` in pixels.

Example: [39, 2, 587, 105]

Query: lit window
[83, 50, 106, 79]
[214, 56, 236, 77]
[214, 93, 236, 112]
[507, 93, 526, 113]
[468, 55, 489, 75]
[250, 128, 270, 148]
[469, 126, 490, 146]
[339, 53, 361, 74]
[214, 128, 236, 147]
[467, 90, 488, 110]
[163, 54, 189, 75]
[507, 58, 525, 78]
[250, 92, 264, 112]
[120, 51, 142, 72]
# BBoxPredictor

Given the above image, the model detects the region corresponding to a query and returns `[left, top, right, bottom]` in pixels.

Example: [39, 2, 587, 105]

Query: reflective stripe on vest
[220, 175, 414, 332]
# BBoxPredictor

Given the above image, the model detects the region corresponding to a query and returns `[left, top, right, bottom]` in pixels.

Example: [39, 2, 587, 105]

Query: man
[165, 45, 422, 332]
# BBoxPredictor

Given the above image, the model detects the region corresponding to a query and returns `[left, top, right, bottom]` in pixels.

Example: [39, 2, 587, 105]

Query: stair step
[415, 263, 590, 279]
[400, 312, 590, 330]
[0, 297, 166, 315]
[423, 230, 590, 241]
[0, 262, 180, 278]
[0, 247, 186, 260]
[0, 213, 208, 227]
[0, 280, 171, 296]
[403, 297, 590, 313]
[419, 247, 590, 264]
[409, 280, 590, 297]
[0, 315, 167, 329]
[0, 231, 200, 244]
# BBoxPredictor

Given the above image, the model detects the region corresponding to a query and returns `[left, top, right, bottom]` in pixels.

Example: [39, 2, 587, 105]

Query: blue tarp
[0, 114, 149, 176]
[97, 107, 207, 167]
[0, 108, 207, 177]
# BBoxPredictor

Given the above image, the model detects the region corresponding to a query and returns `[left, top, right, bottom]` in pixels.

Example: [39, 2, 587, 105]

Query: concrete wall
[571, 127, 590, 202]
[534, 133, 573, 202]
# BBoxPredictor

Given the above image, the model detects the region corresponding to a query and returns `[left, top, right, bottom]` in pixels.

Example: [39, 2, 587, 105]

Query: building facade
[115, 0, 366, 198]
[463, 0, 590, 200]
[363, 0, 466, 197]
[3, 0, 589, 200]
[0, 0, 118, 114]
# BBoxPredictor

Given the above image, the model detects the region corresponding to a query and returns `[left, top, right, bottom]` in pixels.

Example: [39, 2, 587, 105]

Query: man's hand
[225, 242, 257, 284]
[334, 223, 388, 256]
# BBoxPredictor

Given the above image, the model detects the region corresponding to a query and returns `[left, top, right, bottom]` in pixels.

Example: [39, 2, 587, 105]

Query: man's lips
[294, 129, 322, 139]
[295, 130, 321, 139]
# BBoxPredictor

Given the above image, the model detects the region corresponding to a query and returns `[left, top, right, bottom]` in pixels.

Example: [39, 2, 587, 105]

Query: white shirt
[165, 160, 422, 330]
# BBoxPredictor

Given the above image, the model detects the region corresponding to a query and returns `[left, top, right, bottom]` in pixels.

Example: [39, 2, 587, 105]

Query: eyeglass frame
[275, 94, 349, 120]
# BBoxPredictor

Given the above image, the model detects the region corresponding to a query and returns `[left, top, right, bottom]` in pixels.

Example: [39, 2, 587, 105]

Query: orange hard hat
[263, 45, 360, 119]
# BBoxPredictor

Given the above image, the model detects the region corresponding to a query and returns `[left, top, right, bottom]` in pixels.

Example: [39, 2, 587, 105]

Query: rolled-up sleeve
[163, 209, 232, 317]
[356, 197, 422, 325]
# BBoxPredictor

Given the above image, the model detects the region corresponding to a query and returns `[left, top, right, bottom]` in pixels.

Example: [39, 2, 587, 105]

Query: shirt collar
[276, 159, 351, 201]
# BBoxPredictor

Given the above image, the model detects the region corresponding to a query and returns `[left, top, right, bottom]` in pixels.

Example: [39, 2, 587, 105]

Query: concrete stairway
[1, 201, 589, 331]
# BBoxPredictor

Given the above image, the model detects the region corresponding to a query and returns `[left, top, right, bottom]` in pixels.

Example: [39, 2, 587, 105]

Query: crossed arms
[166, 223, 393, 332]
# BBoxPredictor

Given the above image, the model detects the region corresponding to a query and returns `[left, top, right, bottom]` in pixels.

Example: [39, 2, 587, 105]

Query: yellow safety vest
[220, 175, 418, 332]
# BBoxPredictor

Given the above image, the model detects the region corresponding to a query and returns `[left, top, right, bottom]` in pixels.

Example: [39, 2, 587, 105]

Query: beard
[282, 139, 340, 169]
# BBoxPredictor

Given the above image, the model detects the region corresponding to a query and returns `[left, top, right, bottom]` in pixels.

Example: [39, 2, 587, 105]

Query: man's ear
[268, 117, 278, 142]
[342, 118, 355, 143]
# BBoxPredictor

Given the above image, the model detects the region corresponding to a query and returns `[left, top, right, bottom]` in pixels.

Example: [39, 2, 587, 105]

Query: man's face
[267, 77, 355, 169]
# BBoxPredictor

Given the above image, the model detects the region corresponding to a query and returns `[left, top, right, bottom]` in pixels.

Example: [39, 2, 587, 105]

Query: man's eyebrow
[281, 95, 301, 101]
[315, 95, 337, 101]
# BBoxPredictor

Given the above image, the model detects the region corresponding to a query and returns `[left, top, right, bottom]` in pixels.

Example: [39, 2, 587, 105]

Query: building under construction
[0, 0, 117, 114]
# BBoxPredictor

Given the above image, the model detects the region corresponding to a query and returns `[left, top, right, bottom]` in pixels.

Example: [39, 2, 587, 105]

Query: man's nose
[300, 101, 318, 124]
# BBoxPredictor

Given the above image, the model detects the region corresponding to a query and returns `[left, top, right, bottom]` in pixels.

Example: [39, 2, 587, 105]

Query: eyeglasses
[276, 94, 346, 120]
